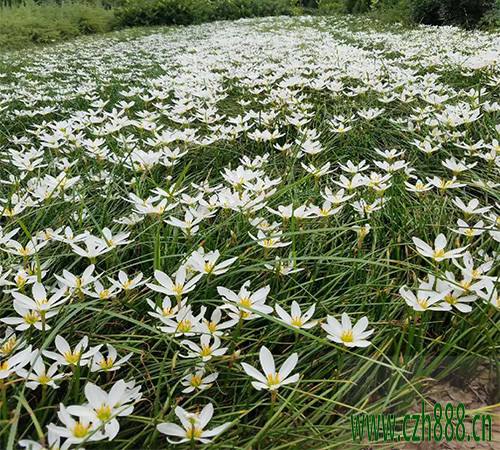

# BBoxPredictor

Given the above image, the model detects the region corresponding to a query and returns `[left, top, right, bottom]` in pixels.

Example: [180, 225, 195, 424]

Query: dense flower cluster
[0, 15, 498, 449]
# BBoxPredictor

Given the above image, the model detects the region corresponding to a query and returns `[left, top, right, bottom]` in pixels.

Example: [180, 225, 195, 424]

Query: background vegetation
[0, 0, 499, 50]
[0, 0, 299, 49]
[317, 0, 500, 27]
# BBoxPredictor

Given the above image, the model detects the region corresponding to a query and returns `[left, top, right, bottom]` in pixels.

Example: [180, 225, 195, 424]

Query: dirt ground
[400, 367, 500, 450]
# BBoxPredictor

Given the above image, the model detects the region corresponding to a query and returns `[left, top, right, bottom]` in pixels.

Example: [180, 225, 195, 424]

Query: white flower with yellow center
[90, 344, 132, 373]
[43, 335, 100, 367]
[66, 380, 141, 440]
[109, 270, 147, 292]
[322, 313, 374, 348]
[147, 266, 202, 300]
[12, 282, 67, 313]
[17, 354, 65, 390]
[399, 285, 451, 312]
[249, 230, 291, 249]
[181, 368, 219, 394]
[218, 281, 273, 321]
[157, 403, 231, 444]
[181, 334, 228, 362]
[275, 301, 317, 329]
[241, 345, 300, 392]
[412, 234, 469, 262]
[0, 345, 33, 380]
[157, 306, 203, 336]
[47, 405, 106, 446]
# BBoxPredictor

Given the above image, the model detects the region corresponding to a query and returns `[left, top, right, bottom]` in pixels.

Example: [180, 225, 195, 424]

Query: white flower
[241, 346, 299, 391]
[322, 313, 374, 347]
[452, 197, 491, 215]
[275, 301, 316, 329]
[0, 327, 25, 357]
[48, 404, 106, 447]
[83, 280, 120, 299]
[399, 284, 451, 312]
[199, 308, 237, 335]
[453, 252, 494, 281]
[109, 271, 147, 292]
[248, 230, 291, 248]
[435, 276, 477, 313]
[146, 296, 186, 322]
[54, 265, 97, 291]
[17, 353, 65, 390]
[1, 301, 57, 331]
[157, 403, 231, 444]
[308, 200, 343, 218]
[101, 227, 131, 248]
[66, 380, 141, 440]
[332, 174, 366, 190]
[264, 256, 303, 275]
[69, 235, 112, 259]
[2, 237, 48, 257]
[187, 248, 238, 276]
[452, 219, 486, 237]
[147, 267, 202, 300]
[90, 344, 132, 373]
[321, 187, 355, 205]
[181, 335, 228, 361]
[181, 368, 218, 393]
[266, 204, 312, 220]
[426, 176, 466, 190]
[157, 306, 202, 336]
[353, 223, 371, 238]
[218, 281, 272, 321]
[11, 282, 67, 313]
[43, 335, 100, 366]
[0, 346, 34, 380]
[404, 179, 433, 193]
[412, 234, 469, 262]
[339, 159, 369, 174]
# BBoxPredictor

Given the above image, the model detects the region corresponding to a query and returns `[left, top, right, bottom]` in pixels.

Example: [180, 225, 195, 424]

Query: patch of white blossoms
[0, 14, 499, 448]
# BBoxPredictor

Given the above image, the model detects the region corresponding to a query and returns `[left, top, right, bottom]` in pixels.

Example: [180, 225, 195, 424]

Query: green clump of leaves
[115, 0, 299, 27]
[0, 0, 117, 49]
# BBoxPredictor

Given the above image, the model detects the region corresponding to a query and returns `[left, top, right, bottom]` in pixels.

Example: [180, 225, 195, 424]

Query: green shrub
[438, 0, 495, 27]
[0, 1, 116, 48]
[344, 0, 371, 13]
[116, 0, 298, 27]
[365, 0, 410, 23]
[481, 0, 500, 26]
[318, 0, 345, 13]
[317, 0, 499, 27]
[408, 0, 441, 24]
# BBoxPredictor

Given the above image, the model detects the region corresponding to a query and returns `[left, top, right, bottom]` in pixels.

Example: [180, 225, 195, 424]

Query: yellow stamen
[73, 422, 92, 439]
[99, 357, 115, 369]
[190, 375, 202, 387]
[96, 404, 113, 422]
[186, 427, 203, 440]
[63, 349, 81, 364]
[267, 373, 280, 386]
[23, 312, 40, 325]
[433, 249, 445, 258]
[1, 337, 17, 355]
[417, 298, 429, 309]
[178, 320, 192, 333]
[445, 294, 458, 305]
[341, 329, 354, 343]
[38, 372, 51, 385]
[200, 344, 212, 357]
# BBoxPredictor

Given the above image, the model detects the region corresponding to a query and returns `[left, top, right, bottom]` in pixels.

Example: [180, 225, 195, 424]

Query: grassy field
[0, 14, 499, 449]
